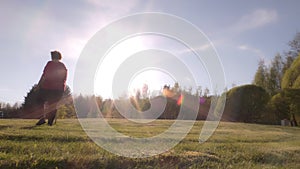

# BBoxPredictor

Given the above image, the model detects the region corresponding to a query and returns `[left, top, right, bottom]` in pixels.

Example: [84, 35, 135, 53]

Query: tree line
[1, 33, 299, 126]
[0, 82, 212, 121]
[252, 32, 300, 126]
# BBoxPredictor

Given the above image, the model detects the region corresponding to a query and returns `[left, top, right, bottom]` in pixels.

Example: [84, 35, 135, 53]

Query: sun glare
[94, 36, 152, 98]
[94, 34, 210, 99]
[128, 69, 175, 97]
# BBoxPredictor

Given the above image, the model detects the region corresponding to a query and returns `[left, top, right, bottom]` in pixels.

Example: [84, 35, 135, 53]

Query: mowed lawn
[0, 119, 299, 169]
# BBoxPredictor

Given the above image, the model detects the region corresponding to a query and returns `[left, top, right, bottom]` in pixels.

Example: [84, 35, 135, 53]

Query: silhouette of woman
[36, 51, 67, 126]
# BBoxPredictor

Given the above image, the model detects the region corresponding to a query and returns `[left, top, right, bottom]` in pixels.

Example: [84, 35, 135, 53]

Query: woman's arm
[37, 75, 45, 88]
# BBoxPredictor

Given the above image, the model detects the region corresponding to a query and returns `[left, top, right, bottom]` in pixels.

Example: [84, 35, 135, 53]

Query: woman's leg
[47, 108, 57, 126]
[36, 90, 46, 125]
[47, 90, 63, 126]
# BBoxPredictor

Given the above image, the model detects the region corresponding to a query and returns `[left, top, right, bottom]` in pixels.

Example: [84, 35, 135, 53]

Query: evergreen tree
[203, 87, 210, 97]
[74, 94, 89, 118]
[21, 85, 40, 118]
[253, 59, 268, 89]
[22, 84, 74, 118]
[172, 82, 180, 94]
[266, 54, 284, 95]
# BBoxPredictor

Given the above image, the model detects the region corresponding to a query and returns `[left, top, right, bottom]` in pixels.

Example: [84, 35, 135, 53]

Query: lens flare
[177, 94, 184, 105]
[199, 97, 206, 104]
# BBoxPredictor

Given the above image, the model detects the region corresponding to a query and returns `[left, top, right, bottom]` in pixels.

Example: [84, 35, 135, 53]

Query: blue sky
[1, 0, 300, 104]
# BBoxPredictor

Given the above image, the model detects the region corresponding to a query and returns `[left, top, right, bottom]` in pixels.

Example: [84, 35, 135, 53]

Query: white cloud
[238, 44, 266, 60]
[195, 43, 212, 51]
[177, 43, 212, 55]
[233, 9, 278, 32]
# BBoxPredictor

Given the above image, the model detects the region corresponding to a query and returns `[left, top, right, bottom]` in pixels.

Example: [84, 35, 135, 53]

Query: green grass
[0, 119, 299, 169]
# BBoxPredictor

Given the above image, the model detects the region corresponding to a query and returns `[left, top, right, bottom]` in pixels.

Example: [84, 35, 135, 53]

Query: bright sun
[94, 35, 161, 98]
[93, 34, 208, 99]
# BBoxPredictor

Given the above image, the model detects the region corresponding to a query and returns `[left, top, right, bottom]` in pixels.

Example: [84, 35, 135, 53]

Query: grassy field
[0, 119, 299, 169]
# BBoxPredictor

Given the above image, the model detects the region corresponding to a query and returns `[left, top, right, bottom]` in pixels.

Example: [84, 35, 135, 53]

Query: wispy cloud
[238, 44, 267, 61]
[232, 9, 278, 32]
[177, 43, 212, 55]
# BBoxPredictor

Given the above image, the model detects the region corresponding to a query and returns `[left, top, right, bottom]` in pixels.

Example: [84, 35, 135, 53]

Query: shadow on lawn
[0, 134, 88, 143]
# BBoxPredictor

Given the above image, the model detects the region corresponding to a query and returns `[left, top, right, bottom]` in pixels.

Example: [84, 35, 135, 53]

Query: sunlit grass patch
[0, 119, 299, 168]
